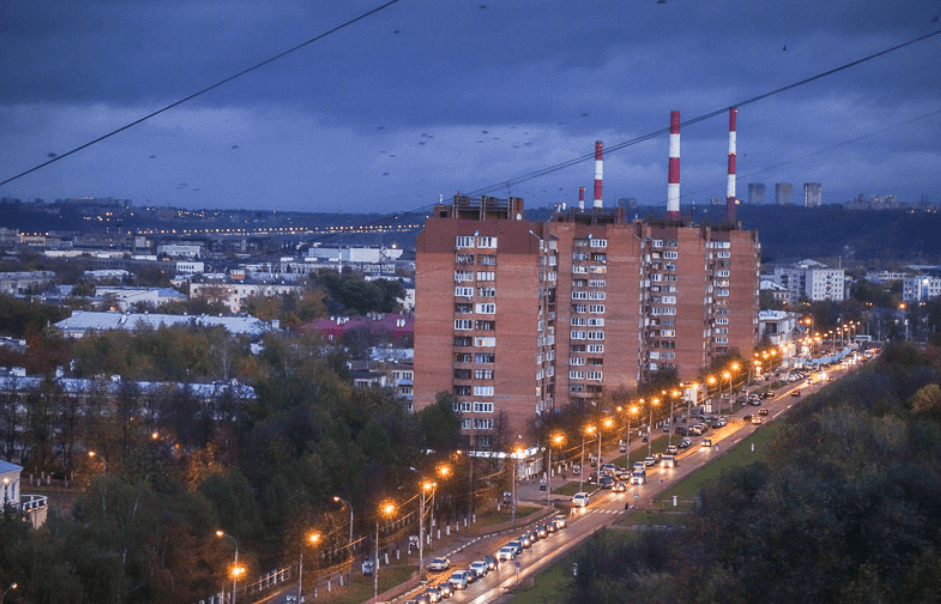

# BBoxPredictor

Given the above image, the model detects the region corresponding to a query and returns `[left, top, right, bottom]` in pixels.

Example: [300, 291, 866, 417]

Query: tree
[911, 383, 941, 421]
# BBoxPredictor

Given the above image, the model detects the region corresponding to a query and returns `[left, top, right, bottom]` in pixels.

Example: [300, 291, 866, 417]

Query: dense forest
[565, 341, 941, 603]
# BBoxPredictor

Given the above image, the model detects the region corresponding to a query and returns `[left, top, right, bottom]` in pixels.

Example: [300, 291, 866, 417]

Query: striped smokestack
[593, 141, 604, 208]
[667, 111, 680, 219]
[578, 187, 585, 210]
[727, 107, 737, 223]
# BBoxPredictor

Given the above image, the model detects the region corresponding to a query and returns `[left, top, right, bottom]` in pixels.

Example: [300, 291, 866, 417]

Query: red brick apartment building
[413, 195, 760, 448]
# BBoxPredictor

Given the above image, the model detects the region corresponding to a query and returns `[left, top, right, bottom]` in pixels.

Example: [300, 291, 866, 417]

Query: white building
[95, 287, 187, 311]
[157, 243, 203, 259]
[0, 271, 55, 295]
[54, 310, 276, 338]
[758, 310, 799, 346]
[771, 260, 845, 302]
[1, 459, 47, 528]
[903, 276, 941, 303]
[306, 245, 404, 265]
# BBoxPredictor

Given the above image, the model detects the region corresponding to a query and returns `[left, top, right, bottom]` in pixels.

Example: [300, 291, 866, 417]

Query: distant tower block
[667, 111, 681, 219]
[803, 183, 822, 207]
[748, 183, 765, 204]
[593, 142, 604, 209]
[775, 183, 793, 205]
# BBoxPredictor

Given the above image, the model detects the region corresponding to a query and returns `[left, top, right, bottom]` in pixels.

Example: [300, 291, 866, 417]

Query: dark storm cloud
[1, 0, 940, 211]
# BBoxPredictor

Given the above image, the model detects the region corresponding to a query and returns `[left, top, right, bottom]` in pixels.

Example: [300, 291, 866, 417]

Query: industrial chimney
[578, 187, 585, 210]
[727, 107, 737, 223]
[593, 141, 603, 209]
[667, 111, 680, 220]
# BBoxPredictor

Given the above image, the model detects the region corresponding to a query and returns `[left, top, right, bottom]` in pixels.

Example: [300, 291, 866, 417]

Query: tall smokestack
[578, 187, 585, 210]
[727, 107, 737, 223]
[667, 111, 680, 219]
[593, 141, 603, 209]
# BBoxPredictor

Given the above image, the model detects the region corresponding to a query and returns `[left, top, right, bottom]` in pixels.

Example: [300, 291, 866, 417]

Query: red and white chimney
[667, 111, 680, 219]
[727, 107, 737, 223]
[593, 141, 603, 209]
[578, 187, 586, 210]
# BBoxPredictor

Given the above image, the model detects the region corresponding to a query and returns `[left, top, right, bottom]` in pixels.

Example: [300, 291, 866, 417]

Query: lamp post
[88, 450, 107, 474]
[667, 390, 679, 447]
[722, 371, 732, 414]
[297, 533, 320, 603]
[333, 496, 354, 586]
[374, 502, 396, 600]
[580, 426, 595, 492]
[599, 417, 613, 468]
[624, 404, 638, 464]
[1, 583, 17, 604]
[408, 467, 435, 580]
[647, 398, 660, 456]
[216, 531, 239, 604]
[547, 432, 565, 507]
[510, 446, 523, 527]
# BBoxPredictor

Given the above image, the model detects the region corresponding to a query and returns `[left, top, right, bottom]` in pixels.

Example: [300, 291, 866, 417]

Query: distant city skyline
[2, 1, 940, 213]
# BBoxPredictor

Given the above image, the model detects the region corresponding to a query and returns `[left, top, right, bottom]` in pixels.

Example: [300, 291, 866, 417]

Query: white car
[428, 557, 451, 572]
[497, 546, 517, 561]
[571, 492, 590, 508]
[448, 570, 470, 590]
[470, 560, 490, 577]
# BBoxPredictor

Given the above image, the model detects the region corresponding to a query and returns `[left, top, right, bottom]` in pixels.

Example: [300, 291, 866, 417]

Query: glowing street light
[547, 432, 565, 507]
[216, 531, 239, 604]
[374, 502, 397, 599]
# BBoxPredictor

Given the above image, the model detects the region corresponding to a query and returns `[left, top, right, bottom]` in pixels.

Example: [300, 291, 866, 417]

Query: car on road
[712, 417, 727, 428]
[742, 414, 753, 422]
[675, 426, 689, 436]
[633, 461, 646, 471]
[666, 444, 679, 455]
[483, 555, 498, 570]
[428, 557, 451, 572]
[497, 546, 518, 561]
[436, 581, 453, 598]
[749, 398, 762, 406]
[677, 437, 693, 449]
[507, 540, 523, 554]
[553, 514, 568, 529]
[660, 454, 677, 468]
[534, 524, 548, 538]
[630, 469, 646, 485]
[599, 475, 616, 489]
[791, 389, 801, 397]
[448, 571, 469, 590]
[760, 391, 774, 399]
[423, 585, 443, 602]
[518, 533, 533, 548]
[701, 438, 713, 448]
[469, 560, 490, 578]
[758, 408, 769, 416]
[644, 455, 657, 466]
[612, 480, 627, 492]
[571, 492, 590, 508]
[751, 416, 764, 425]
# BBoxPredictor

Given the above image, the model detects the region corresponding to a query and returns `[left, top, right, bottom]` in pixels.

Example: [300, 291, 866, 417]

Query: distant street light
[216, 531, 239, 604]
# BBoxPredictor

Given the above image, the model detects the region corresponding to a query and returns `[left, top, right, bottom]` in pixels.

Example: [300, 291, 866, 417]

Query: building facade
[771, 260, 845, 302]
[748, 183, 766, 204]
[903, 275, 941, 303]
[775, 183, 793, 205]
[803, 183, 822, 207]
[413, 195, 760, 447]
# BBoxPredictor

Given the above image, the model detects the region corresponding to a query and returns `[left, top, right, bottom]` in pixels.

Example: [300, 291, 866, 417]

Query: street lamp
[647, 398, 660, 456]
[374, 502, 396, 599]
[333, 496, 354, 586]
[216, 531, 239, 604]
[667, 390, 679, 447]
[296, 532, 321, 603]
[510, 446, 524, 528]
[722, 371, 732, 415]
[624, 404, 639, 464]
[408, 467, 435, 580]
[599, 417, 613, 469]
[1, 583, 17, 604]
[88, 450, 107, 474]
[580, 425, 595, 492]
[547, 432, 565, 507]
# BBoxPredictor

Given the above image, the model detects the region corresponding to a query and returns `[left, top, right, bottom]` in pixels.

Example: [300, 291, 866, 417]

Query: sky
[2, 0, 941, 215]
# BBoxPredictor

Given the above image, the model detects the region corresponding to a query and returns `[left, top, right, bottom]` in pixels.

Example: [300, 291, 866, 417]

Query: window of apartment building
[587, 344, 604, 353]
[548, 271, 557, 282]
[662, 307, 676, 316]
[662, 296, 676, 304]
[548, 256, 557, 266]
[452, 400, 473, 413]
[590, 238, 607, 248]
[661, 318, 675, 326]
[477, 287, 496, 297]
[455, 286, 474, 297]
[475, 303, 496, 314]
[573, 304, 587, 313]
[454, 319, 473, 330]
[455, 303, 473, 314]
[571, 330, 587, 340]
[571, 317, 586, 326]
[572, 265, 588, 274]
[650, 273, 662, 282]
[477, 236, 498, 248]
[589, 265, 606, 274]
[589, 278, 606, 287]
[716, 289, 730, 297]
[546, 350, 554, 361]
[572, 291, 588, 300]
[473, 402, 494, 413]
[661, 351, 676, 359]
[461, 418, 472, 430]
[569, 370, 585, 380]
[588, 304, 605, 314]
[717, 251, 731, 258]
[475, 337, 495, 347]
[661, 340, 675, 349]
[588, 331, 605, 340]
[474, 418, 494, 430]
[573, 252, 589, 261]
[716, 318, 729, 325]
[660, 329, 676, 337]
[715, 327, 729, 334]
[454, 369, 472, 379]
[456, 253, 475, 264]
[591, 253, 606, 263]
[665, 274, 677, 282]
[574, 238, 588, 247]
[573, 279, 587, 287]
[665, 262, 677, 271]
[476, 271, 496, 281]
[571, 344, 586, 353]
[587, 357, 604, 366]
[475, 320, 495, 330]
[473, 385, 494, 397]
[588, 318, 604, 327]
[474, 369, 494, 380]
[651, 239, 664, 248]
[475, 352, 495, 363]
[651, 307, 662, 315]
[454, 385, 472, 396]
[587, 370, 603, 381]
[455, 271, 473, 282]
[715, 308, 729, 315]
[454, 336, 472, 346]
[570, 356, 586, 366]
[716, 270, 730, 277]
[663, 251, 678, 259]
[478, 254, 497, 266]
[456, 236, 475, 249]
[588, 291, 606, 300]
[455, 352, 472, 363]
[714, 337, 729, 344]
[547, 366, 554, 377]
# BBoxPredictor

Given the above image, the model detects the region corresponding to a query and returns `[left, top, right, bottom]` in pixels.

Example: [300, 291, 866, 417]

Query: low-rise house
[0, 459, 47, 528]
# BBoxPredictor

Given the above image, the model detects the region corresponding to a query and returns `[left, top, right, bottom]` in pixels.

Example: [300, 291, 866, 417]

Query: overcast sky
[2, 0, 940, 214]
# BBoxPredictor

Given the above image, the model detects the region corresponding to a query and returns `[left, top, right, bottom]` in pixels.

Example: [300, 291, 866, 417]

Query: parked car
[428, 557, 451, 572]
[571, 492, 590, 508]
[749, 398, 762, 406]
[448, 571, 469, 590]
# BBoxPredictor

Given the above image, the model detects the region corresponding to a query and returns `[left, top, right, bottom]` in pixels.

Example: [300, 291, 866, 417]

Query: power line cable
[0, 0, 405, 188]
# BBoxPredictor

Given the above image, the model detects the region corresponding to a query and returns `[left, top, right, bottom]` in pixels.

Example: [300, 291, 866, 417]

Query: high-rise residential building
[771, 260, 845, 302]
[803, 183, 822, 207]
[413, 195, 760, 448]
[775, 183, 793, 205]
[748, 183, 765, 204]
